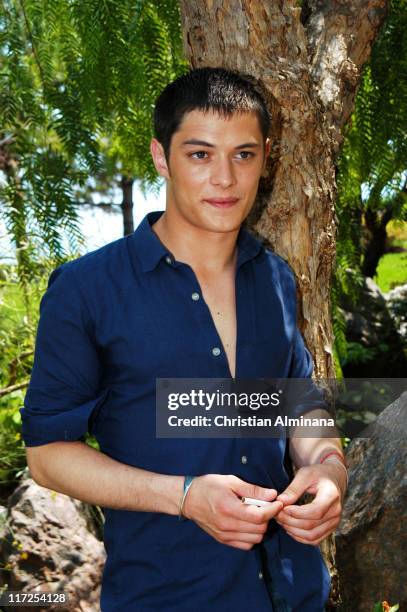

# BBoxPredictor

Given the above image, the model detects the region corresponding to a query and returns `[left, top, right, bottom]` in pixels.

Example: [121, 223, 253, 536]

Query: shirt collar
[133, 211, 169, 272]
[132, 210, 263, 273]
[236, 221, 263, 268]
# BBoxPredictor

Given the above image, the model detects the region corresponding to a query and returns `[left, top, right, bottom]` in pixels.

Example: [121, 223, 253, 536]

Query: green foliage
[331, 264, 366, 371]
[0, 0, 188, 495]
[375, 251, 407, 292]
[1, 0, 91, 278]
[341, 0, 407, 212]
[0, 267, 42, 382]
[0, 396, 26, 492]
[373, 603, 399, 612]
[331, 270, 352, 368]
[341, 342, 378, 366]
[0, 0, 187, 280]
[0, 265, 50, 493]
[335, 380, 398, 439]
[333, 0, 407, 368]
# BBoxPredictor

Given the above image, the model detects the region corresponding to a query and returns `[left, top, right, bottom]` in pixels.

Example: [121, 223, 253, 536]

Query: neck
[152, 211, 239, 277]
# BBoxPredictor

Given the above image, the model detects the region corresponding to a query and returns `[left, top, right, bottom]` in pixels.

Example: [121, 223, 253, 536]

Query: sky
[0, 183, 166, 263]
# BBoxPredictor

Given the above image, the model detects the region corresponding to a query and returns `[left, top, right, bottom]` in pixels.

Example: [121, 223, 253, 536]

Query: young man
[21, 68, 347, 611]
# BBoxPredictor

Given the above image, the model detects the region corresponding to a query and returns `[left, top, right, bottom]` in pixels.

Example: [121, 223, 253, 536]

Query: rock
[340, 271, 407, 377]
[384, 282, 407, 340]
[0, 477, 105, 612]
[335, 392, 407, 611]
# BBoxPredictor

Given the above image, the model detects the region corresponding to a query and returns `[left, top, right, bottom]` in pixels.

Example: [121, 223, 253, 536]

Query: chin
[200, 206, 246, 226]
[204, 218, 244, 234]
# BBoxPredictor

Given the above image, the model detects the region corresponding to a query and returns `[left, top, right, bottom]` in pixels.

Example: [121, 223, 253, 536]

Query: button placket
[181, 264, 231, 377]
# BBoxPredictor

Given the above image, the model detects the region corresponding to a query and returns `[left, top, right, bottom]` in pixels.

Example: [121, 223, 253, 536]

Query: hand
[183, 474, 284, 551]
[274, 463, 346, 546]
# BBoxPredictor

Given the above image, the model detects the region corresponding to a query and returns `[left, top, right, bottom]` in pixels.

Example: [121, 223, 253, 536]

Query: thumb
[277, 471, 311, 505]
[231, 478, 278, 502]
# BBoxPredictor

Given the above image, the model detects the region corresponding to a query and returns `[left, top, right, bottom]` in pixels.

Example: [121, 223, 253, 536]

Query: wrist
[165, 475, 185, 516]
[179, 475, 197, 520]
[316, 448, 346, 466]
[320, 458, 348, 497]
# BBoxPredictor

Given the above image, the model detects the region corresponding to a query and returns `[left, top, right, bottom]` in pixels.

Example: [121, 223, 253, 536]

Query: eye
[236, 151, 254, 160]
[190, 151, 209, 160]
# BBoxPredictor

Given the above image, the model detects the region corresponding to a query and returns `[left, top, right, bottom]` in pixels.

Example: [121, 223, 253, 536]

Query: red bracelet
[319, 451, 346, 466]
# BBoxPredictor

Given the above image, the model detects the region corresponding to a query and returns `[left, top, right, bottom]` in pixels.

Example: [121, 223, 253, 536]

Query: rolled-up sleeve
[286, 327, 330, 418]
[20, 264, 106, 447]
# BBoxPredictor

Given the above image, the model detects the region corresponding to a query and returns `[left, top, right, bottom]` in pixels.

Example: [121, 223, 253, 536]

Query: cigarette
[241, 497, 274, 507]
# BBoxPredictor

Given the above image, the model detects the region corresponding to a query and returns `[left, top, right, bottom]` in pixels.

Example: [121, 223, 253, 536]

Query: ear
[150, 138, 170, 179]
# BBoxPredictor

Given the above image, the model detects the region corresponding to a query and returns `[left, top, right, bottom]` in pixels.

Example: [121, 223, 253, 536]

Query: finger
[216, 518, 269, 534]
[230, 479, 278, 504]
[227, 540, 254, 551]
[236, 502, 283, 524]
[219, 531, 265, 545]
[285, 529, 333, 546]
[233, 500, 284, 524]
[276, 504, 340, 529]
[276, 469, 315, 506]
[279, 513, 340, 533]
[259, 500, 285, 521]
[285, 531, 321, 546]
[284, 516, 340, 545]
[281, 481, 339, 520]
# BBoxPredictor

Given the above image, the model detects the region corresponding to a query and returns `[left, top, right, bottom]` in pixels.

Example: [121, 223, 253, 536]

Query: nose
[209, 157, 237, 188]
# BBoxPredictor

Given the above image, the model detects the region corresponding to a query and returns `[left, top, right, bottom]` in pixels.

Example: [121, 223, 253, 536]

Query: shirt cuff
[20, 389, 109, 447]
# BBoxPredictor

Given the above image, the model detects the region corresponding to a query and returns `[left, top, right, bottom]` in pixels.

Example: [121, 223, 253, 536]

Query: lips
[204, 197, 239, 208]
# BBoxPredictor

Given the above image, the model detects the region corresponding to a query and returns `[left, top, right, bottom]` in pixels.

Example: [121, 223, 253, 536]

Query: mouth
[203, 197, 240, 209]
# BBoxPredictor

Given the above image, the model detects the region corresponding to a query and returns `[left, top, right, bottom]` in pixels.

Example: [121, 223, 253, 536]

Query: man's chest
[94, 262, 294, 385]
[197, 273, 237, 378]
[89, 259, 298, 471]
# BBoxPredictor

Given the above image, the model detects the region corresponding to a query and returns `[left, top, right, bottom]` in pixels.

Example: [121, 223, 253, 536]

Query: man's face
[150, 109, 270, 235]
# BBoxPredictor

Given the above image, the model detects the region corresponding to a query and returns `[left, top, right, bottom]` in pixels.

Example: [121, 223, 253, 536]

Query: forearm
[287, 409, 348, 497]
[288, 409, 344, 468]
[26, 441, 183, 515]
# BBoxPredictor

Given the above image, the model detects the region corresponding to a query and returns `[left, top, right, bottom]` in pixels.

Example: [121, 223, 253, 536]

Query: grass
[0, 282, 28, 333]
[374, 220, 407, 293]
[375, 251, 407, 292]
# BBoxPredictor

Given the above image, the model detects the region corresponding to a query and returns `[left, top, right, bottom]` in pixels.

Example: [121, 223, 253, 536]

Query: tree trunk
[361, 175, 407, 277]
[1, 139, 33, 327]
[120, 175, 135, 236]
[179, 0, 388, 606]
[361, 206, 390, 278]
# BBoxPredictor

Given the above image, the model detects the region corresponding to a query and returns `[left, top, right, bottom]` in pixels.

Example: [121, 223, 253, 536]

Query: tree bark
[1, 138, 33, 326]
[120, 175, 135, 236]
[178, 0, 388, 606]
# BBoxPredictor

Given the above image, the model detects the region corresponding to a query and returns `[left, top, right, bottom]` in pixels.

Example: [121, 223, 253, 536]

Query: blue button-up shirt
[21, 211, 330, 612]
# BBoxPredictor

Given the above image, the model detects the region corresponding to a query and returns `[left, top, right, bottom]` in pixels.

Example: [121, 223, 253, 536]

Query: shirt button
[165, 255, 172, 265]
[212, 347, 221, 356]
[258, 571, 263, 580]
[191, 292, 200, 301]
[241, 455, 248, 464]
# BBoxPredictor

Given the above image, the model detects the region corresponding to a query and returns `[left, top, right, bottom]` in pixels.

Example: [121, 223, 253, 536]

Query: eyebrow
[181, 139, 261, 149]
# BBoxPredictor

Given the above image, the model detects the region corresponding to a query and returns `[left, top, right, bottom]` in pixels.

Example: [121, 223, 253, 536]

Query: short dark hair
[153, 67, 271, 161]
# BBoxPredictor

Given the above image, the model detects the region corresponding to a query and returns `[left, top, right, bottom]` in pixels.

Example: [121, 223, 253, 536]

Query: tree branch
[304, 0, 388, 150]
[0, 380, 30, 398]
[17, 0, 47, 89]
